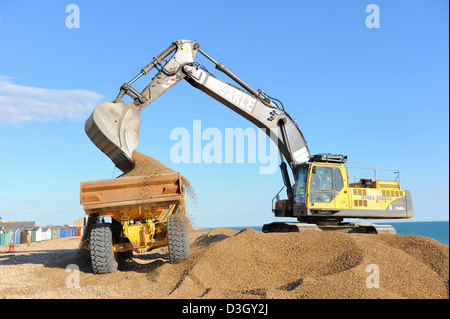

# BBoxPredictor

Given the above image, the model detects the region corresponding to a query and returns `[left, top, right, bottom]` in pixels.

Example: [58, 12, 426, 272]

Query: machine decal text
[206, 77, 256, 113]
[362, 195, 392, 201]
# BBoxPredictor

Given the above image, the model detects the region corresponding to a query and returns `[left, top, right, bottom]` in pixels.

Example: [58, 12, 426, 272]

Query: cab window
[294, 167, 308, 204]
[335, 168, 344, 192]
[310, 167, 333, 191]
[309, 166, 346, 204]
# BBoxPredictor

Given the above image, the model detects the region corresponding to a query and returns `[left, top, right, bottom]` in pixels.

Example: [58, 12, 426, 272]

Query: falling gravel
[119, 150, 196, 202]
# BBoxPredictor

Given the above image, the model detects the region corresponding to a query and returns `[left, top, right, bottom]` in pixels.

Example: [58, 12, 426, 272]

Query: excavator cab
[274, 154, 347, 217]
[294, 163, 344, 206]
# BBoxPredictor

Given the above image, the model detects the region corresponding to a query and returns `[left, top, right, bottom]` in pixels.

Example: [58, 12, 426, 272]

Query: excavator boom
[85, 40, 310, 172]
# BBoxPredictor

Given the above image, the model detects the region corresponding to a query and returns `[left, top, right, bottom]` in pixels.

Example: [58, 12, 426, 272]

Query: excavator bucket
[85, 101, 141, 172]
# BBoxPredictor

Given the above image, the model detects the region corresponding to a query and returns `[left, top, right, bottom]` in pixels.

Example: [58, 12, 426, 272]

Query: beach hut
[20, 229, 29, 244]
[3, 229, 13, 246]
[13, 228, 21, 244]
[28, 227, 42, 242]
[0, 228, 4, 245]
[51, 227, 59, 240]
[41, 228, 47, 240]
[42, 228, 52, 241]
[29, 228, 37, 242]
[35, 227, 43, 242]
[60, 228, 69, 238]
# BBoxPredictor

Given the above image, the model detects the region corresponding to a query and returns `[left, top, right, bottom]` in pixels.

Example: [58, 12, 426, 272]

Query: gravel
[119, 150, 196, 202]
[1, 228, 448, 299]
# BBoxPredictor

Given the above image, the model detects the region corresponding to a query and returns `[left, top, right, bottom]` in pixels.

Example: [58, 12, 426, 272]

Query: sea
[228, 221, 449, 245]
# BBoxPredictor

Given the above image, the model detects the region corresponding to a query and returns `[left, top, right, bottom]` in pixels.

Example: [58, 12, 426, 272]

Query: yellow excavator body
[304, 162, 412, 214]
[267, 157, 413, 234]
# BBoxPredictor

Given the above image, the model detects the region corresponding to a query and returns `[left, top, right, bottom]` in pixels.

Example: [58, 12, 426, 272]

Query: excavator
[85, 39, 413, 234]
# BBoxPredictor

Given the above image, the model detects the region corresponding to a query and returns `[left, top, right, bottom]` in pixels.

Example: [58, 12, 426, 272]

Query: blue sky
[0, 0, 448, 227]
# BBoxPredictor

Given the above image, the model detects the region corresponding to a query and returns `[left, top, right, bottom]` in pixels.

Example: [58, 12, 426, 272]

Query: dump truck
[80, 172, 189, 274]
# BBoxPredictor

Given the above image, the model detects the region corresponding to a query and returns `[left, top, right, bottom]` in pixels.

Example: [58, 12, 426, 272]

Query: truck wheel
[80, 213, 99, 251]
[167, 214, 190, 264]
[90, 223, 118, 274]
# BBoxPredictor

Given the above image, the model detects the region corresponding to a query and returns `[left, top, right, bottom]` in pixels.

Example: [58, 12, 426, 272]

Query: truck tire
[167, 214, 190, 264]
[80, 213, 99, 251]
[90, 223, 118, 274]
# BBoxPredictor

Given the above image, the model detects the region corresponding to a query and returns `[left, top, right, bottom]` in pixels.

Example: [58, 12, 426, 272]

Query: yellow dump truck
[80, 172, 189, 274]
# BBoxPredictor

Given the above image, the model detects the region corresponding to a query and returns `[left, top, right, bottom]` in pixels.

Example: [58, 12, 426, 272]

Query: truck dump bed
[80, 172, 183, 214]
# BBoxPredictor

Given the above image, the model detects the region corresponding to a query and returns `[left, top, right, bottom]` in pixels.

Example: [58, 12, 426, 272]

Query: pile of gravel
[148, 228, 449, 299]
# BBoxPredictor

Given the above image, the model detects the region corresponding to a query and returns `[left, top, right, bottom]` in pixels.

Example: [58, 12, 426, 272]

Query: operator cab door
[307, 165, 346, 210]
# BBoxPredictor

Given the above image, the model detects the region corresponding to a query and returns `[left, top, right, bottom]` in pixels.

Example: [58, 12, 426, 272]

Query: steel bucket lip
[85, 101, 141, 173]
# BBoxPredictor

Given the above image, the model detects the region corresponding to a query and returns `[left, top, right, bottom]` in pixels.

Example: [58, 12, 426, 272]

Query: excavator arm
[85, 40, 311, 179]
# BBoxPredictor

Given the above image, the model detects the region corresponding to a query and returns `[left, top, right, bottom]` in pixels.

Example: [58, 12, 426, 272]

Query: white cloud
[0, 76, 104, 124]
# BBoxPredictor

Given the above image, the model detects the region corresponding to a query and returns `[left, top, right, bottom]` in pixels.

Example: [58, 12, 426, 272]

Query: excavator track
[262, 222, 397, 234]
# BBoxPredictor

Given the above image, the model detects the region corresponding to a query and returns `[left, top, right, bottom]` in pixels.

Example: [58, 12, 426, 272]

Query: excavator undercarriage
[262, 221, 397, 234]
